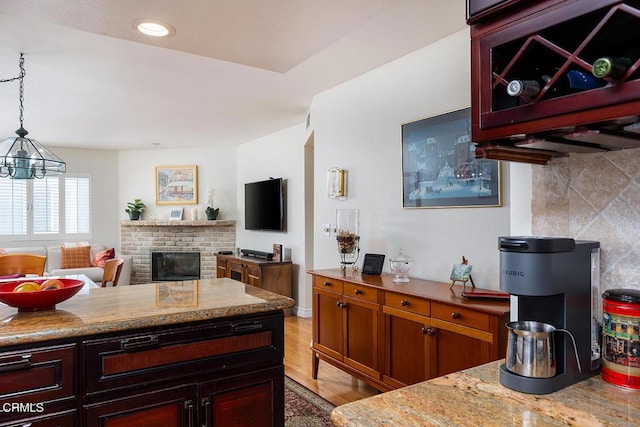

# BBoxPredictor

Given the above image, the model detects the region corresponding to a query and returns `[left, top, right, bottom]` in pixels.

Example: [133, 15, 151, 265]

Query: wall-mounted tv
[245, 178, 285, 231]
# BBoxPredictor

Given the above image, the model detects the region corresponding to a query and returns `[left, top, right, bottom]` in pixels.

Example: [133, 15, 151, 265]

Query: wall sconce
[327, 167, 347, 199]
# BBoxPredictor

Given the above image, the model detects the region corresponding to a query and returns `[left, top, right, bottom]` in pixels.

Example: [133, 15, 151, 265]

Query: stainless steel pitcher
[505, 321, 581, 378]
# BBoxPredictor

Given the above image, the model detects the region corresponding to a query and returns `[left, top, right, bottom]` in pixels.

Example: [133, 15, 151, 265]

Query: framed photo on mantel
[401, 108, 501, 208]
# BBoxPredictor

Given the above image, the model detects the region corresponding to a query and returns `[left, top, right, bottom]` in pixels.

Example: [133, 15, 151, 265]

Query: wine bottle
[592, 57, 633, 79]
[506, 75, 551, 97]
[506, 70, 603, 98]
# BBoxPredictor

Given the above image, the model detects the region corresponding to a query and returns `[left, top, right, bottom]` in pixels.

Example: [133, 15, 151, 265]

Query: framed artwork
[401, 108, 501, 208]
[155, 165, 198, 205]
[169, 208, 183, 221]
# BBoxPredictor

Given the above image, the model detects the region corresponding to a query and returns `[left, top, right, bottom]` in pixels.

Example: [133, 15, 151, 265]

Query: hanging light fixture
[0, 53, 66, 179]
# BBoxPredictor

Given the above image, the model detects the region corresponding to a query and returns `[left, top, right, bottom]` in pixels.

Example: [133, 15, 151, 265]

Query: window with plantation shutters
[0, 179, 27, 236]
[0, 174, 91, 240]
[65, 177, 91, 234]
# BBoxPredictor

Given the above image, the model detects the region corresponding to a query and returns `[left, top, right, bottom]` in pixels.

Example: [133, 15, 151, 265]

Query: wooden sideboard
[309, 269, 510, 392]
[216, 254, 292, 315]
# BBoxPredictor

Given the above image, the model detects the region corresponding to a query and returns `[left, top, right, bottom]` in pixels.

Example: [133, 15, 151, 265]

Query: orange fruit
[13, 282, 41, 293]
[40, 279, 63, 291]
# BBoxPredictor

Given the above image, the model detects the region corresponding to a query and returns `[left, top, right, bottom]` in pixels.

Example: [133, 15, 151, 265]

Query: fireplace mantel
[121, 220, 235, 227]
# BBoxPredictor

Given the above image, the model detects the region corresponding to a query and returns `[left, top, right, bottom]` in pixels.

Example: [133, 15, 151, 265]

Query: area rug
[285, 376, 335, 427]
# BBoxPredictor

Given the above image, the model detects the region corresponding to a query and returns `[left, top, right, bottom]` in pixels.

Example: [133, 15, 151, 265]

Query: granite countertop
[0, 278, 295, 346]
[331, 360, 640, 426]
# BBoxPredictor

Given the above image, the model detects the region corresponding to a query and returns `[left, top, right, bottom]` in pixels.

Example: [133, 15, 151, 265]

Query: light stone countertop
[331, 360, 640, 426]
[0, 278, 295, 346]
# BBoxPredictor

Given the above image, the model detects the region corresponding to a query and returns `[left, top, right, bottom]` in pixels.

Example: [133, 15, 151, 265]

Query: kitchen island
[0, 278, 295, 426]
[331, 359, 639, 426]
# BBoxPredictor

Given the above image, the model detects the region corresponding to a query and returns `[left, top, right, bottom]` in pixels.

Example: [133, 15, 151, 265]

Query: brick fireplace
[120, 220, 235, 284]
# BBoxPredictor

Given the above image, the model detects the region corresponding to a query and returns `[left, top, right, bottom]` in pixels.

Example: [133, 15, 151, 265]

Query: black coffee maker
[498, 236, 600, 394]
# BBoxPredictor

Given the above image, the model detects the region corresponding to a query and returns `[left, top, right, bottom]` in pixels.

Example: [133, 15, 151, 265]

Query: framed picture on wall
[401, 108, 501, 208]
[155, 165, 198, 205]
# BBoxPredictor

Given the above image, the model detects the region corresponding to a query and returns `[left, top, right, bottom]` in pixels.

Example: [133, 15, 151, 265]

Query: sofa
[2, 244, 132, 286]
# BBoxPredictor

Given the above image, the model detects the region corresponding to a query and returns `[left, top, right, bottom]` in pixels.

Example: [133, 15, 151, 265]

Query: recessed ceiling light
[132, 19, 175, 37]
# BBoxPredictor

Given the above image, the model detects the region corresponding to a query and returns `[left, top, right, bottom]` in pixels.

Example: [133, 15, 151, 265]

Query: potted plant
[125, 198, 146, 220]
[205, 186, 219, 220]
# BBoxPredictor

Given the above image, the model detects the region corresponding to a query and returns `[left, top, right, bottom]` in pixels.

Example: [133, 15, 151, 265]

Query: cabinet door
[245, 264, 262, 287]
[199, 366, 284, 427]
[0, 411, 76, 427]
[431, 327, 491, 377]
[227, 259, 244, 282]
[84, 384, 196, 427]
[382, 307, 434, 388]
[312, 287, 342, 361]
[342, 295, 380, 379]
[216, 258, 227, 278]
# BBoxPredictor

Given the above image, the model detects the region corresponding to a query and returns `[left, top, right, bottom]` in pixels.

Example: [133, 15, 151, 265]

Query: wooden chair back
[0, 254, 47, 277]
[101, 258, 125, 287]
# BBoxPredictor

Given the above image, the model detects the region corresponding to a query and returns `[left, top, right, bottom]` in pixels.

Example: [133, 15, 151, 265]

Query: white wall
[117, 147, 238, 222]
[310, 29, 511, 289]
[236, 123, 308, 314]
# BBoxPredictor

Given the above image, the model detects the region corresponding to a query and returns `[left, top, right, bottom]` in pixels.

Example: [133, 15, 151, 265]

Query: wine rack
[469, 0, 640, 164]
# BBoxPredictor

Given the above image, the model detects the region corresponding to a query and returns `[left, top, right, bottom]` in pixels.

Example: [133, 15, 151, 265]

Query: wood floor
[284, 315, 378, 407]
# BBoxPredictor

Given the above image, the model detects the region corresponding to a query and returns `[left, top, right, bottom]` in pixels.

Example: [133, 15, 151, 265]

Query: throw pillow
[62, 242, 90, 248]
[60, 245, 92, 269]
[92, 248, 115, 268]
[0, 248, 7, 255]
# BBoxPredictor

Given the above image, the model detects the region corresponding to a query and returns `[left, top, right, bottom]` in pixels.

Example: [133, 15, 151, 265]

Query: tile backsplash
[532, 148, 640, 293]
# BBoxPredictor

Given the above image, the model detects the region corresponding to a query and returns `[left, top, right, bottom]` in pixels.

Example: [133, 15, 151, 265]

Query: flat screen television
[244, 178, 285, 231]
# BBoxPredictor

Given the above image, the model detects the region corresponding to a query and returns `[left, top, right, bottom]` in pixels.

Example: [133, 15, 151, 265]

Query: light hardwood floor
[284, 315, 378, 407]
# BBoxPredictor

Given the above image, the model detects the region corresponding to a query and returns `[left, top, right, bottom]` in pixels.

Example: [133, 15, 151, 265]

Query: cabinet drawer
[384, 292, 430, 316]
[0, 344, 76, 406]
[343, 283, 379, 303]
[313, 276, 343, 293]
[431, 302, 490, 331]
[83, 313, 284, 395]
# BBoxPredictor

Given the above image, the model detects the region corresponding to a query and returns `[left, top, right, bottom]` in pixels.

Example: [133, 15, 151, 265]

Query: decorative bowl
[0, 278, 85, 312]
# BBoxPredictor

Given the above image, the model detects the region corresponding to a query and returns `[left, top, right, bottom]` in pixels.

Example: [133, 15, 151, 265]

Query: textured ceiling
[0, 0, 467, 150]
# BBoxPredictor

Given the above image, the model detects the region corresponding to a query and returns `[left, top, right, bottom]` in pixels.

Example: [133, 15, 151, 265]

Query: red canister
[602, 288, 640, 389]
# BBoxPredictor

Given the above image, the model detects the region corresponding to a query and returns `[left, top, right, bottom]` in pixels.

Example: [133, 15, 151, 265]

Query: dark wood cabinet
[309, 270, 509, 392]
[469, 0, 640, 164]
[216, 255, 292, 314]
[0, 312, 285, 426]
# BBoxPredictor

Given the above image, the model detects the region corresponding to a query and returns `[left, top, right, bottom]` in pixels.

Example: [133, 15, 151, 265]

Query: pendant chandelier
[0, 53, 66, 179]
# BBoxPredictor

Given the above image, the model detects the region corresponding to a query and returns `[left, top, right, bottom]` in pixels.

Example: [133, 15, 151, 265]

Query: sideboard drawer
[384, 292, 430, 316]
[313, 276, 343, 293]
[0, 344, 76, 411]
[431, 302, 490, 331]
[344, 282, 379, 303]
[83, 313, 284, 395]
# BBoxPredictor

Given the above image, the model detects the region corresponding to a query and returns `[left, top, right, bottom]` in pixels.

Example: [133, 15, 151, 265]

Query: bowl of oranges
[0, 278, 85, 312]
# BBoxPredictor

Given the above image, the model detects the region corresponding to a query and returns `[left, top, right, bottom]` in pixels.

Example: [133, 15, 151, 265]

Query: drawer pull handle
[400, 300, 409, 307]
[185, 400, 194, 426]
[336, 301, 346, 308]
[201, 397, 211, 427]
[121, 335, 159, 351]
[354, 289, 362, 295]
[0, 354, 31, 373]
[324, 281, 331, 287]
[231, 322, 263, 332]
[248, 274, 260, 280]
[422, 327, 436, 336]
[452, 312, 461, 319]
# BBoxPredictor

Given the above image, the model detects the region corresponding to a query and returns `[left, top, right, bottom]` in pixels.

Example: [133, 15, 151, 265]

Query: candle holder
[336, 209, 360, 271]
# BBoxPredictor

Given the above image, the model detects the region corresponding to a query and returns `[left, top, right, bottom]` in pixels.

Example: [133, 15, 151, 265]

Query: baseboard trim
[294, 306, 312, 318]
